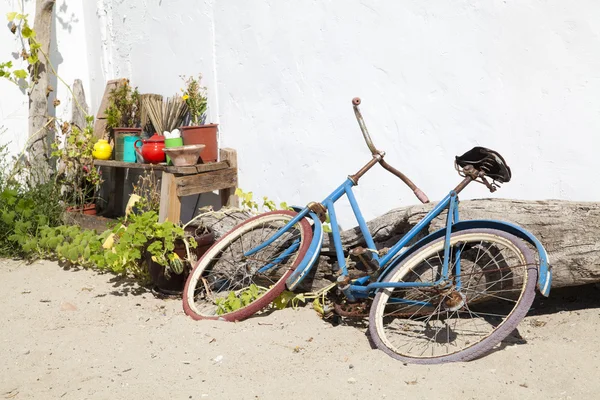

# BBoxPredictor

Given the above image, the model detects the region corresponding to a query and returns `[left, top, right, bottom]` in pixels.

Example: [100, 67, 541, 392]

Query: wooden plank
[108, 167, 125, 217]
[165, 160, 229, 175]
[71, 79, 88, 130]
[93, 78, 124, 139]
[195, 160, 229, 173]
[175, 168, 237, 197]
[219, 148, 239, 207]
[159, 172, 181, 223]
[94, 160, 166, 171]
[96, 79, 123, 119]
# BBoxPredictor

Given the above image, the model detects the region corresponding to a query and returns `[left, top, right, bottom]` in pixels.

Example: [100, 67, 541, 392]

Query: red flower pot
[180, 124, 218, 163]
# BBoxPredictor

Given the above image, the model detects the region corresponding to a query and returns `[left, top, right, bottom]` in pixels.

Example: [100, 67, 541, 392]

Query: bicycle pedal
[349, 246, 380, 273]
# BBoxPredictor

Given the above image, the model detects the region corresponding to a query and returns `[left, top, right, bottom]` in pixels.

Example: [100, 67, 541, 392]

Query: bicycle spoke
[373, 232, 531, 361]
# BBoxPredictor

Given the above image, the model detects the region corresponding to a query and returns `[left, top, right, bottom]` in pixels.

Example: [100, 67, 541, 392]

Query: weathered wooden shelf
[94, 159, 230, 175]
[96, 148, 239, 223]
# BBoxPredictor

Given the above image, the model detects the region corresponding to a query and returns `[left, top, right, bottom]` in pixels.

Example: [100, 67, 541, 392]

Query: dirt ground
[1, 258, 599, 400]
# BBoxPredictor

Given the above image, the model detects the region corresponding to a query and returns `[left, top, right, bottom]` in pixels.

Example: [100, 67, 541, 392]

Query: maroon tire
[183, 210, 312, 322]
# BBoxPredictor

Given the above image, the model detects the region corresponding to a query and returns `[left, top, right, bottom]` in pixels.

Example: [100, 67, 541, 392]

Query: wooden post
[27, 0, 56, 182]
[159, 172, 181, 223]
[220, 148, 239, 208]
[105, 167, 125, 217]
[93, 78, 124, 140]
[71, 79, 88, 130]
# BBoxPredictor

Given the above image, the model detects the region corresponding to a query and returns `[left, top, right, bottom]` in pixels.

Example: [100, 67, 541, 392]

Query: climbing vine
[2, 11, 40, 88]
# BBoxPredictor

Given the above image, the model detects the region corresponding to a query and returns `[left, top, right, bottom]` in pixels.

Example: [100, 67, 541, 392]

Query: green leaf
[272, 290, 295, 310]
[21, 25, 35, 38]
[26, 54, 38, 64]
[6, 12, 17, 21]
[13, 69, 27, 79]
[2, 211, 15, 224]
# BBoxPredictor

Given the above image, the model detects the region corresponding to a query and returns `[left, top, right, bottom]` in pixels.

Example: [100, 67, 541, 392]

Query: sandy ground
[1, 258, 599, 400]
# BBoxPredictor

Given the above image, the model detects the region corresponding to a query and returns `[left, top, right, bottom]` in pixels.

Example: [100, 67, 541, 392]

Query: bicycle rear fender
[286, 208, 324, 291]
[378, 220, 551, 297]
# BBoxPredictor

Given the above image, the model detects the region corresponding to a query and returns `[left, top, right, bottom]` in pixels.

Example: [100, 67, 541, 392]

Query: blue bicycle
[183, 98, 552, 364]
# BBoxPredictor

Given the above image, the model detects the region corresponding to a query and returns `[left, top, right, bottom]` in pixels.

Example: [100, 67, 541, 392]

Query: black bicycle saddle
[455, 147, 512, 183]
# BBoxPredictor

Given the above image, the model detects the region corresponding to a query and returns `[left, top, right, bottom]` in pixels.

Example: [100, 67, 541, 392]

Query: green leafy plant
[52, 117, 102, 208]
[235, 188, 292, 213]
[102, 210, 197, 280]
[0, 143, 63, 258]
[105, 79, 141, 135]
[131, 171, 161, 213]
[215, 284, 266, 315]
[3, 11, 40, 87]
[181, 74, 207, 126]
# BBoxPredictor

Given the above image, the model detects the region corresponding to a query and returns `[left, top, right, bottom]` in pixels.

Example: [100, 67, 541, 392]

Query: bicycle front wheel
[183, 210, 312, 322]
[369, 228, 538, 364]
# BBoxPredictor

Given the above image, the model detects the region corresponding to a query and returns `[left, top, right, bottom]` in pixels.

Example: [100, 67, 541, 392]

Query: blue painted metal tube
[257, 239, 300, 273]
[366, 280, 439, 290]
[345, 185, 379, 261]
[440, 192, 457, 280]
[326, 199, 348, 275]
[245, 207, 310, 256]
[379, 193, 453, 266]
[323, 179, 352, 204]
[453, 198, 460, 223]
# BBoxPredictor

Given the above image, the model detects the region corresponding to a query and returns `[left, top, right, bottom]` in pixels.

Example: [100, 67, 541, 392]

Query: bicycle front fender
[379, 220, 552, 297]
[286, 207, 324, 291]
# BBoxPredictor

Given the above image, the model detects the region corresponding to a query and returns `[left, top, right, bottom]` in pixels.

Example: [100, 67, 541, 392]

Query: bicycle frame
[245, 175, 463, 301]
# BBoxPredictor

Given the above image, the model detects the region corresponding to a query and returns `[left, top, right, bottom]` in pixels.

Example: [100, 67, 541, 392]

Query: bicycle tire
[368, 228, 538, 364]
[183, 210, 312, 322]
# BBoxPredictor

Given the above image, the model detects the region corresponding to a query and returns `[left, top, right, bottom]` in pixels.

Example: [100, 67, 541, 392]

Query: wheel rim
[373, 233, 530, 360]
[186, 214, 304, 317]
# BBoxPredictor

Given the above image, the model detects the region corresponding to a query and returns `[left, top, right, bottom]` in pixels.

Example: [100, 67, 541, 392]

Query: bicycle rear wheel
[183, 210, 312, 322]
[369, 229, 537, 364]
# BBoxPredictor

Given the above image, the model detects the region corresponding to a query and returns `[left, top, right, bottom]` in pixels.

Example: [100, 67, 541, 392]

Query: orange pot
[180, 124, 218, 163]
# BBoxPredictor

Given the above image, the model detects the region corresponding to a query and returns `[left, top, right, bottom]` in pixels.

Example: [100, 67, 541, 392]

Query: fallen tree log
[195, 199, 600, 292]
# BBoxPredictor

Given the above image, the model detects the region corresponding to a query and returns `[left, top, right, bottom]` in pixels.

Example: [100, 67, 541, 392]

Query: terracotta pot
[66, 203, 97, 215]
[147, 228, 216, 295]
[134, 133, 166, 164]
[162, 144, 205, 167]
[180, 124, 218, 163]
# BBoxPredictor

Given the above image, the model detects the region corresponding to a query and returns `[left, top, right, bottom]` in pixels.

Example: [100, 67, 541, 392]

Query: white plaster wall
[0, 0, 35, 157]
[2, 1, 599, 227]
[214, 0, 600, 226]
[0, 0, 100, 156]
[98, 0, 219, 124]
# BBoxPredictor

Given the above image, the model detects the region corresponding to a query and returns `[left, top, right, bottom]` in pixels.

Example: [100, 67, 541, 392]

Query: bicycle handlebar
[352, 97, 430, 204]
[352, 97, 379, 155]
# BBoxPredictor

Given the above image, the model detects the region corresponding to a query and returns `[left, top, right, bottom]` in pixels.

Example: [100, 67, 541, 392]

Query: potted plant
[52, 117, 103, 215]
[146, 223, 215, 295]
[180, 74, 219, 163]
[105, 79, 142, 161]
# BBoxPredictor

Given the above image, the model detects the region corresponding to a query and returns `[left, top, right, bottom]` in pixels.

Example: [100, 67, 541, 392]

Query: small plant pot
[147, 227, 216, 296]
[164, 137, 184, 165]
[66, 203, 97, 215]
[180, 124, 218, 163]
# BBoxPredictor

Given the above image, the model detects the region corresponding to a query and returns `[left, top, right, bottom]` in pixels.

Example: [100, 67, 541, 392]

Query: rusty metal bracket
[307, 201, 328, 223]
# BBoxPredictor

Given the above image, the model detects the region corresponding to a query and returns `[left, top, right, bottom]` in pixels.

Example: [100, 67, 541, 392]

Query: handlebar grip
[352, 97, 361, 106]
[413, 188, 430, 204]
